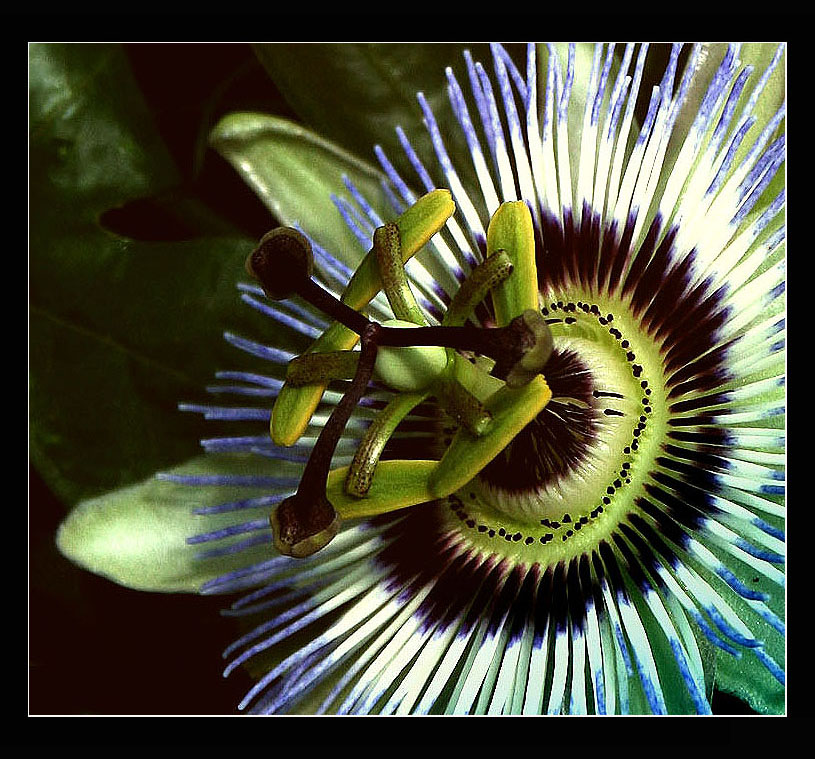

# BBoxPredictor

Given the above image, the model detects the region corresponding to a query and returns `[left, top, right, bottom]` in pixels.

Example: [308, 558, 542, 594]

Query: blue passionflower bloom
[59, 43, 785, 715]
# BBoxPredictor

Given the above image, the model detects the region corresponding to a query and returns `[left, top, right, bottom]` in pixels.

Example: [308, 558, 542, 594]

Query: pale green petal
[209, 112, 389, 269]
[56, 455, 287, 593]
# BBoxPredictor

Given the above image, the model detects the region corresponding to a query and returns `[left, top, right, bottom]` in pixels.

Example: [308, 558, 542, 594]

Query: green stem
[435, 376, 493, 436]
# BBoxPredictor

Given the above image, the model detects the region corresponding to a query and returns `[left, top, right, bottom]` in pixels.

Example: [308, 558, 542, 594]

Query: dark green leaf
[29, 44, 268, 506]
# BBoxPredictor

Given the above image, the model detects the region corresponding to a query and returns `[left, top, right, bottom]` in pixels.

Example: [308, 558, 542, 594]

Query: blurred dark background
[28, 44, 278, 717]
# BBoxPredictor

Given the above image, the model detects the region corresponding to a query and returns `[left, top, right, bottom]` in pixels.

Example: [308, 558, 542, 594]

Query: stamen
[268, 189, 455, 448]
[244, 199, 555, 557]
[435, 375, 493, 436]
[248, 223, 551, 391]
[442, 250, 514, 326]
[375, 310, 554, 388]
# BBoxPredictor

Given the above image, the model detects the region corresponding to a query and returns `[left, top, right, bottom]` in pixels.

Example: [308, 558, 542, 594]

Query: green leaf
[29, 44, 176, 210]
[56, 455, 288, 593]
[29, 44, 265, 507]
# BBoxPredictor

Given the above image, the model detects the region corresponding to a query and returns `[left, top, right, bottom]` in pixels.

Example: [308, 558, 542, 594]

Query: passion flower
[58, 43, 785, 715]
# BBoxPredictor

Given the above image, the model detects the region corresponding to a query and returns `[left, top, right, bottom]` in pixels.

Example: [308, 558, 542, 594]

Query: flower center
[246, 201, 556, 557]
[441, 290, 667, 566]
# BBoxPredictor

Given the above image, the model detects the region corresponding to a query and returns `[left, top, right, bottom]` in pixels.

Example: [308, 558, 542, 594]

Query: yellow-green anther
[286, 350, 360, 386]
[435, 375, 493, 437]
[346, 190, 455, 304]
[487, 201, 539, 327]
[271, 189, 455, 447]
[442, 250, 514, 327]
[345, 391, 428, 497]
[328, 459, 439, 520]
[374, 223, 428, 326]
[428, 376, 552, 499]
[374, 319, 449, 392]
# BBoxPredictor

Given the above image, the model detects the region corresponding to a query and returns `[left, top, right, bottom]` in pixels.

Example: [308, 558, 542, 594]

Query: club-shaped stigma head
[491, 309, 554, 388]
[246, 227, 314, 301]
[269, 492, 342, 559]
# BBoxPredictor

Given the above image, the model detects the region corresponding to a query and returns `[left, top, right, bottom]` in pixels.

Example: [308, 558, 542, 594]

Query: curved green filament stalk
[450, 351, 505, 402]
[442, 249, 514, 327]
[345, 390, 429, 497]
[271, 189, 455, 446]
[286, 350, 360, 385]
[375, 223, 428, 326]
[487, 201, 539, 327]
[435, 375, 493, 436]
